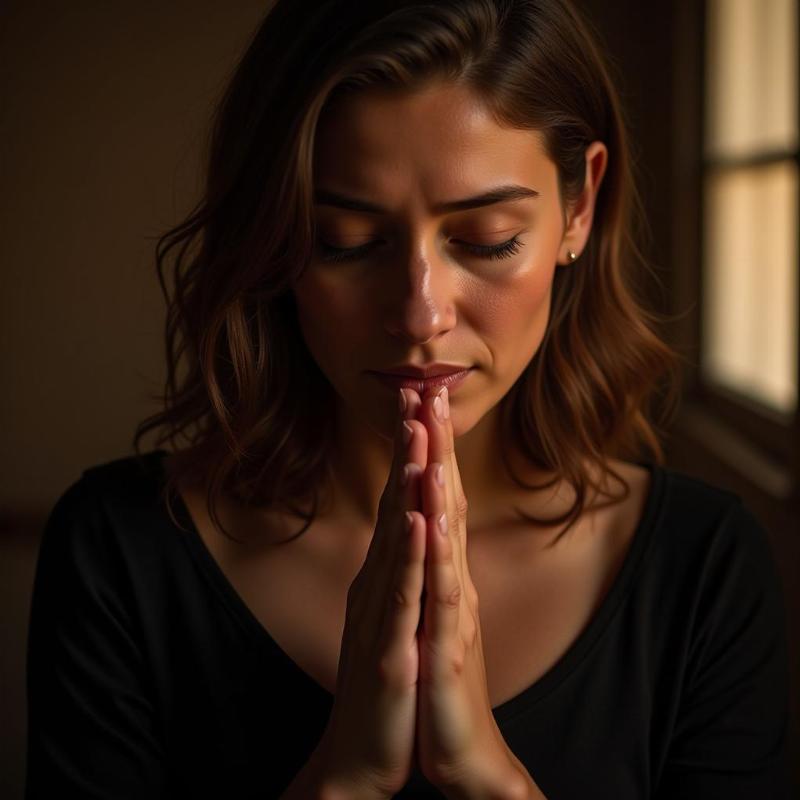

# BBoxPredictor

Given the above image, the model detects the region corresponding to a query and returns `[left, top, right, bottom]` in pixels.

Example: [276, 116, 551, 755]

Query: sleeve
[655, 500, 794, 800]
[25, 475, 167, 799]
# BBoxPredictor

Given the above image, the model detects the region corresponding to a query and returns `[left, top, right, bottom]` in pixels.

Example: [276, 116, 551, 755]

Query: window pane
[702, 161, 798, 414]
[705, 0, 798, 158]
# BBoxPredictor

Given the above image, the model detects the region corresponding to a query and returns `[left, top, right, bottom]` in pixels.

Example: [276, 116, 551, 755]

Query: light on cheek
[525, 261, 556, 306]
[474, 253, 554, 311]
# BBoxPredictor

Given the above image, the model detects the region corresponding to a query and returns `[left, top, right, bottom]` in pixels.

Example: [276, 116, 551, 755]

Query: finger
[390, 389, 426, 496]
[387, 389, 427, 569]
[366, 390, 426, 637]
[382, 414, 427, 573]
[439, 386, 465, 513]
[439, 387, 469, 578]
[418, 387, 461, 576]
[394, 389, 427, 557]
[379, 503, 427, 661]
[400, 421, 427, 513]
[403, 387, 423, 424]
[421, 461, 462, 653]
[402, 388, 427, 469]
[361, 389, 416, 579]
[379, 403, 429, 639]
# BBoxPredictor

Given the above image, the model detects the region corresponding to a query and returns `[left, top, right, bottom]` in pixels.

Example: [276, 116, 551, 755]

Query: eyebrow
[313, 184, 540, 215]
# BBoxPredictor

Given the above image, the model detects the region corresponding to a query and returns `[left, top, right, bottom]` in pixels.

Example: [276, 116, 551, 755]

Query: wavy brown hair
[133, 0, 684, 545]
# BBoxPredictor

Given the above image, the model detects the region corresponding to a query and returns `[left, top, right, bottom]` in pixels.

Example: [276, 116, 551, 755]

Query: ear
[557, 141, 608, 265]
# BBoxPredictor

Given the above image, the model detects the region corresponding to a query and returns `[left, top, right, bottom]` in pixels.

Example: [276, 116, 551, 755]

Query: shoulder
[647, 470, 793, 795]
[588, 459, 746, 561]
[657, 463, 741, 519]
[652, 463, 774, 562]
[642, 464, 785, 634]
[80, 449, 167, 502]
[38, 450, 176, 581]
[46, 449, 168, 532]
[611, 461, 785, 634]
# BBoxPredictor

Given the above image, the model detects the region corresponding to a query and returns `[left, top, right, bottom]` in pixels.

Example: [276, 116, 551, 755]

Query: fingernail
[433, 394, 444, 422]
[437, 512, 448, 536]
[398, 388, 407, 415]
[441, 387, 450, 419]
[401, 464, 410, 486]
[435, 463, 444, 487]
[402, 421, 413, 445]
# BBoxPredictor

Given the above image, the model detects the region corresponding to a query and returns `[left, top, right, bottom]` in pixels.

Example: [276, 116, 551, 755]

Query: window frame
[669, 0, 800, 505]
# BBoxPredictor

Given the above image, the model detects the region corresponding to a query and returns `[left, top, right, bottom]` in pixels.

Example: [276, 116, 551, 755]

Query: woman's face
[293, 81, 574, 440]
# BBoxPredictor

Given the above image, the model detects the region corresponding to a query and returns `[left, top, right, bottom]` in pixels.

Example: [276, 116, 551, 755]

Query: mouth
[368, 367, 474, 396]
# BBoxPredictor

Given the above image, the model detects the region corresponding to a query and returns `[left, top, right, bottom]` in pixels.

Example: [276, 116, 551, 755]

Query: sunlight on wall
[705, 0, 797, 156]
[704, 162, 798, 412]
[703, 0, 798, 414]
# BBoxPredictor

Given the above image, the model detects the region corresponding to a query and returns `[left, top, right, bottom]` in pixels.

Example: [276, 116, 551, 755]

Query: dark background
[1, 1, 797, 797]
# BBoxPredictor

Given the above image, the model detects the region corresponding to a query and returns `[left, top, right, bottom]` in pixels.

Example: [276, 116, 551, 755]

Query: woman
[25, 1, 793, 798]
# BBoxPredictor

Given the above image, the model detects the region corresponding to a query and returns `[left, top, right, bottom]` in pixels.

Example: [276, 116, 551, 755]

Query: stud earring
[567, 250, 577, 262]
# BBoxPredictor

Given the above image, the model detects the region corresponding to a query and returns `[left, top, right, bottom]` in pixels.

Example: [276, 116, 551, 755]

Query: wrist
[317, 781, 374, 800]
[439, 773, 529, 800]
[307, 752, 389, 800]
[438, 748, 543, 800]
[440, 776, 539, 800]
[317, 775, 390, 800]
[311, 739, 393, 800]
[501, 755, 547, 800]
[492, 745, 546, 800]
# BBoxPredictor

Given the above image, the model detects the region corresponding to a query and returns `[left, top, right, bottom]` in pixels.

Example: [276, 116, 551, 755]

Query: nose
[382, 241, 457, 344]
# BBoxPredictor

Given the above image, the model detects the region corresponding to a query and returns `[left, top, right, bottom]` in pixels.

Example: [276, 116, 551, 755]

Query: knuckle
[448, 649, 465, 676]
[391, 585, 412, 610]
[439, 584, 461, 609]
[456, 493, 469, 517]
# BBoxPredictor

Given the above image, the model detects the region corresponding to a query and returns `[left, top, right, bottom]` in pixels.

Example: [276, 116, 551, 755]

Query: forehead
[313, 82, 555, 204]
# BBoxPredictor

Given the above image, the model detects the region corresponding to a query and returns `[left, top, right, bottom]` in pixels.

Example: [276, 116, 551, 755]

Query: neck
[324, 398, 571, 540]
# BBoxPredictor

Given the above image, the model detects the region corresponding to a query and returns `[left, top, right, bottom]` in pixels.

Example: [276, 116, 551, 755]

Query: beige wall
[0, 4, 268, 796]
[1, 1, 268, 510]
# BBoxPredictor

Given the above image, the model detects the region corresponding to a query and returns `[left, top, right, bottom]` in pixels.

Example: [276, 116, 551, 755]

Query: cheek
[293, 272, 369, 363]
[467, 257, 556, 348]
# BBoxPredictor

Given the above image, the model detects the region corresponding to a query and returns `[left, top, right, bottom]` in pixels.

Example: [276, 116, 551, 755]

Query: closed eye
[317, 235, 523, 263]
[456, 235, 523, 260]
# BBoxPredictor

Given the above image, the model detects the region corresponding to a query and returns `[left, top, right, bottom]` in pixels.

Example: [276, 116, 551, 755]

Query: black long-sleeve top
[25, 450, 794, 798]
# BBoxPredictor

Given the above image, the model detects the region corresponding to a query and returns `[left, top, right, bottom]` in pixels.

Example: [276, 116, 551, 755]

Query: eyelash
[318, 235, 523, 264]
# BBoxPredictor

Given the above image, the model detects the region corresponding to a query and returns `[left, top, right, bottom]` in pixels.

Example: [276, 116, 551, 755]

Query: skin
[168, 80, 616, 797]
[292, 80, 608, 546]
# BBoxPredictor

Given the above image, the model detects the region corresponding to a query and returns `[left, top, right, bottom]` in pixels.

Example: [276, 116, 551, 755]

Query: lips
[373, 363, 472, 379]
[369, 367, 474, 395]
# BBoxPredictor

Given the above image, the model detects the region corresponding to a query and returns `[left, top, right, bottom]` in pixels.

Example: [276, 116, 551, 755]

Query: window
[690, 0, 799, 496]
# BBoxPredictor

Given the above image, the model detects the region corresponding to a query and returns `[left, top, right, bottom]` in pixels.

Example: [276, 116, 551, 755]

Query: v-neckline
[156, 450, 666, 725]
